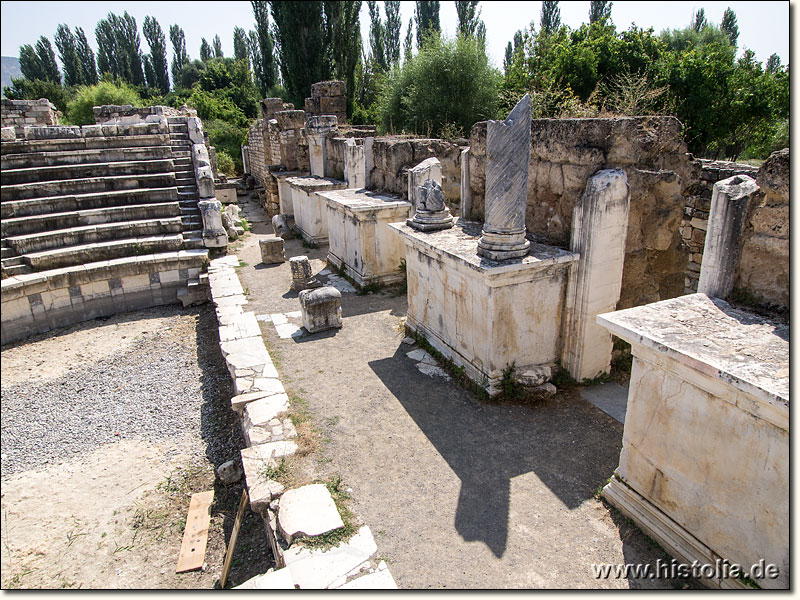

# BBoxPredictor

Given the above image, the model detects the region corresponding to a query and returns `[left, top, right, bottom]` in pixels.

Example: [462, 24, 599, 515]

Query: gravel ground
[1, 304, 241, 479]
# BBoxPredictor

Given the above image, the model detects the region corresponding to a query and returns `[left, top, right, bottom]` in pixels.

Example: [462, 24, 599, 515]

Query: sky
[0, 1, 791, 71]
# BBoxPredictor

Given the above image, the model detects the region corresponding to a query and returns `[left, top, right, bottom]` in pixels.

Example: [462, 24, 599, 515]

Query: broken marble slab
[218, 312, 261, 342]
[234, 567, 296, 589]
[278, 483, 344, 545]
[232, 391, 289, 415]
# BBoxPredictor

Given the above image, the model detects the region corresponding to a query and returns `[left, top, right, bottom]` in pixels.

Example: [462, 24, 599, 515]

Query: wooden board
[219, 489, 249, 588]
[175, 490, 214, 573]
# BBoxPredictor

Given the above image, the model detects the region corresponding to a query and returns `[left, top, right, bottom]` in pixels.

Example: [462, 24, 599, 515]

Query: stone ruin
[0, 77, 787, 589]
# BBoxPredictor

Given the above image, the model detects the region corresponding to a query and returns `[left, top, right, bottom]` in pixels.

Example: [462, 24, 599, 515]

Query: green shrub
[65, 81, 142, 125]
[187, 89, 248, 127]
[205, 119, 247, 173]
[216, 150, 236, 177]
[377, 34, 502, 137]
[3, 77, 73, 114]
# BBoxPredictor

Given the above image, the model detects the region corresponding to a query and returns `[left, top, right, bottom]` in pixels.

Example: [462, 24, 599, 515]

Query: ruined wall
[370, 138, 464, 205]
[735, 148, 789, 310]
[469, 116, 695, 309]
[247, 119, 268, 189]
[92, 104, 194, 124]
[681, 160, 759, 293]
[1, 98, 58, 135]
[304, 80, 347, 124]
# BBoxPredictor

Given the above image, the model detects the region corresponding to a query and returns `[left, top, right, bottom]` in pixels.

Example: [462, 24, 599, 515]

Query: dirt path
[231, 196, 689, 589]
[1, 306, 271, 589]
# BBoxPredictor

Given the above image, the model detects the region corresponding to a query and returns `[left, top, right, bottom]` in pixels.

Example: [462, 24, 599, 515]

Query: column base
[476, 229, 530, 260]
[407, 210, 454, 232]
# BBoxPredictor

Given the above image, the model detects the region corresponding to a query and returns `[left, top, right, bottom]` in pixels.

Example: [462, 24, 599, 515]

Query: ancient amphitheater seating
[0, 117, 211, 344]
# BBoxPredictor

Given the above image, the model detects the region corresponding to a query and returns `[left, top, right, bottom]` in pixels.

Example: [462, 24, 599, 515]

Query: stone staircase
[1, 122, 203, 277]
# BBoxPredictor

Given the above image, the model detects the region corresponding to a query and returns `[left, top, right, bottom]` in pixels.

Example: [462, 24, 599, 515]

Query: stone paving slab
[338, 563, 398, 589]
[579, 382, 629, 424]
[278, 484, 345, 544]
[234, 567, 296, 589]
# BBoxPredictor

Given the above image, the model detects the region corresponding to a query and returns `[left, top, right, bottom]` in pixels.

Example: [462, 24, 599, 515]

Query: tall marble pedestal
[320, 189, 411, 286]
[286, 176, 347, 245]
[390, 221, 577, 395]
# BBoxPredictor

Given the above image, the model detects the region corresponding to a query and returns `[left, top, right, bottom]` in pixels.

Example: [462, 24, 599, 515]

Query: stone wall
[1, 98, 58, 136]
[370, 138, 464, 205]
[469, 116, 695, 309]
[247, 119, 268, 189]
[681, 160, 759, 293]
[735, 149, 789, 310]
[92, 104, 194, 124]
[304, 80, 347, 124]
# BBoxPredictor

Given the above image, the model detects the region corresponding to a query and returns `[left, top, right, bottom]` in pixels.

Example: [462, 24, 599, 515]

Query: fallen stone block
[299, 286, 342, 333]
[277, 484, 345, 545]
[260, 236, 286, 265]
[244, 395, 290, 430]
[289, 256, 322, 291]
[232, 391, 289, 415]
[216, 460, 243, 485]
[283, 526, 378, 589]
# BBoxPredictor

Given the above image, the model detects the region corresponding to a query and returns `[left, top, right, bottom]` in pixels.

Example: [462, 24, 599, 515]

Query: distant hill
[2, 56, 22, 95]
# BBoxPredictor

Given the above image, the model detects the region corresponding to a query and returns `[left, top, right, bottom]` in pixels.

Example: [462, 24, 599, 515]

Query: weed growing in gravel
[411, 330, 490, 401]
[299, 475, 358, 550]
[260, 457, 292, 486]
[356, 278, 384, 296]
[240, 218, 251, 232]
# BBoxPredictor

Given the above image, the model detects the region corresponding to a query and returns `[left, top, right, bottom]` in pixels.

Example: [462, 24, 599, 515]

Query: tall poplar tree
[233, 26, 249, 62]
[200, 38, 212, 62]
[540, 1, 560, 34]
[75, 27, 98, 85]
[404, 17, 413, 61]
[323, 0, 362, 116]
[143, 17, 169, 93]
[384, 0, 401, 66]
[721, 7, 739, 46]
[169, 25, 189, 88]
[415, 1, 440, 48]
[213, 34, 223, 58]
[252, 1, 277, 95]
[589, 1, 612, 24]
[368, 0, 387, 71]
[455, 1, 485, 42]
[19, 37, 61, 84]
[55, 25, 80, 86]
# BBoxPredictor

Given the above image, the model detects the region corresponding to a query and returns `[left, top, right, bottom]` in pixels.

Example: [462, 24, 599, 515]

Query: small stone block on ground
[299, 286, 342, 334]
[259, 236, 286, 265]
[216, 460, 243, 485]
[277, 483, 345, 545]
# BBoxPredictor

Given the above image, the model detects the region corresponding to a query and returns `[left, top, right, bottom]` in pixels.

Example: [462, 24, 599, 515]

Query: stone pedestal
[274, 171, 305, 216]
[390, 221, 578, 395]
[289, 256, 322, 291]
[192, 142, 215, 200]
[598, 294, 788, 589]
[406, 179, 454, 232]
[260, 237, 285, 265]
[477, 94, 531, 261]
[199, 199, 228, 248]
[286, 176, 347, 245]
[343, 139, 366, 189]
[407, 157, 442, 217]
[299, 286, 343, 333]
[320, 189, 411, 286]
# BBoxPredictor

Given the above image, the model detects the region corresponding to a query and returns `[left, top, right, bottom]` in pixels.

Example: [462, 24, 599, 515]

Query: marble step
[1, 187, 178, 220]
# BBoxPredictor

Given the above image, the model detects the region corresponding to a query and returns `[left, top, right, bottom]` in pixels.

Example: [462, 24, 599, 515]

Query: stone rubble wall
[681, 160, 759, 293]
[370, 138, 464, 205]
[470, 116, 696, 309]
[305, 80, 347, 124]
[1, 98, 59, 136]
[92, 103, 195, 125]
[735, 148, 789, 310]
[247, 119, 269, 190]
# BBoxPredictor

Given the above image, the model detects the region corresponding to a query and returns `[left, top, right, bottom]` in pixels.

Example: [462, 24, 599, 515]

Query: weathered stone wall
[469, 116, 695, 309]
[735, 148, 789, 310]
[1, 98, 58, 135]
[681, 160, 759, 293]
[305, 80, 347, 124]
[247, 119, 268, 189]
[92, 104, 194, 124]
[370, 138, 464, 205]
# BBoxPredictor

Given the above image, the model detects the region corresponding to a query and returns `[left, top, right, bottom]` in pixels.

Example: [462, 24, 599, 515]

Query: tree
[4, 77, 70, 112]
[75, 27, 98, 85]
[385, 1, 402, 66]
[503, 29, 523, 72]
[270, 1, 329, 107]
[455, 1, 485, 42]
[200, 38, 212, 62]
[55, 25, 81, 86]
[404, 18, 414, 61]
[766, 53, 781, 74]
[540, 1, 560, 34]
[143, 17, 169, 93]
[20, 37, 61, 84]
[251, 1, 277, 95]
[95, 12, 145, 86]
[323, 1, 363, 116]
[589, 1, 612, 24]
[233, 26, 249, 62]
[170, 26, 189, 88]
[415, 1, 440, 48]
[368, 1, 387, 71]
[692, 8, 707, 32]
[379, 33, 500, 136]
[721, 7, 739, 47]
[213, 34, 223, 58]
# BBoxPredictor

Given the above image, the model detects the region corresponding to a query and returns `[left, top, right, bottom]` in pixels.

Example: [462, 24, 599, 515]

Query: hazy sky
[0, 1, 791, 72]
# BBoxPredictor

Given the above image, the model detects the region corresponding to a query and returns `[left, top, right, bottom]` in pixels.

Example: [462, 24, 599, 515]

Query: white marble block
[306, 115, 338, 177]
[343, 138, 366, 189]
[321, 188, 410, 286]
[390, 221, 577, 395]
[299, 286, 343, 333]
[199, 199, 228, 248]
[407, 157, 442, 217]
[598, 294, 788, 589]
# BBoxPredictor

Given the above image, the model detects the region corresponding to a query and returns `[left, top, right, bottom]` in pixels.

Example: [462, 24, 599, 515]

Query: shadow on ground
[369, 345, 625, 559]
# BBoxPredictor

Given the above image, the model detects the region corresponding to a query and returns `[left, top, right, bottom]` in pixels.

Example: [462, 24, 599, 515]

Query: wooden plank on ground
[176, 490, 215, 573]
[220, 489, 249, 588]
